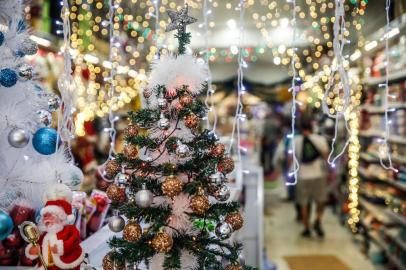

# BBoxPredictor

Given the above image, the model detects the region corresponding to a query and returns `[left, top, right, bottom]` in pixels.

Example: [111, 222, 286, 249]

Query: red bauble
[9, 204, 34, 226]
[2, 229, 24, 249]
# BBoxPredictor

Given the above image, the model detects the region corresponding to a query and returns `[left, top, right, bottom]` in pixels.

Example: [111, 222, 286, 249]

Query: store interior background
[2, 0, 406, 269]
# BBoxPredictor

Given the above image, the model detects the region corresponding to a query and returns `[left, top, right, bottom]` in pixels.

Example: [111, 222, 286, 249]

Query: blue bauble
[0, 210, 13, 241]
[0, 68, 18, 87]
[32, 127, 59, 155]
[0, 31, 4, 46]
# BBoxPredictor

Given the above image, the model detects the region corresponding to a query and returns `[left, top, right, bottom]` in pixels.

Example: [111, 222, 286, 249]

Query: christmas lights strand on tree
[379, 0, 397, 172]
[321, 0, 351, 167]
[202, 0, 217, 133]
[228, 0, 245, 165]
[286, 0, 300, 185]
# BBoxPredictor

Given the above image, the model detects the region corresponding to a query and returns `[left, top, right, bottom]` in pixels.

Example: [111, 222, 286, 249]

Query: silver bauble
[18, 39, 38, 55]
[17, 63, 33, 81]
[213, 184, 231, 202]
[158, 113, 170, 130]
[115, 172, 131, 186]
[36, 109, 52, 127]
[209, 171, 225, 185]
[47, 95, 61, 112]
[135, 184, 153, 208]
[8, 128, 30, 148]
[157, 97, 168, 110]
[215, 222, 233, 240]
[108, 215, 125, 232]
[176, 141, 189, 157]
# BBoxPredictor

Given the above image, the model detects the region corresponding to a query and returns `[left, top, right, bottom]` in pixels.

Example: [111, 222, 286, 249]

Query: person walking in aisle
[294, 116, 329, 238]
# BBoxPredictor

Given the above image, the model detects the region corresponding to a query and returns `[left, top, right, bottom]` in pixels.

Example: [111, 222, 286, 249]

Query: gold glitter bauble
[190, 194, 210, 215]
[124, 124, 139, 137]
[225, 264, 243, 270]
[105, 159, 121, 179]
[106, 184, 126, 203]
[151, 231, 173, 252]
[123, 222, 142, 243]
[161, 175, 183, 197]
[225, 212, 244, 231]
[218, 157, 235, 174]
[123, 144, 138, 160]
[184, 114, 199, 129]
[179, 95, 193, 106]
[209, 144, 225, 157]
[102, 252, 125, 270]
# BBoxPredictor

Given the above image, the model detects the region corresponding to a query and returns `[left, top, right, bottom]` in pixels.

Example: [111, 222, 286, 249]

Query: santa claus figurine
[25, 184, 84, 270]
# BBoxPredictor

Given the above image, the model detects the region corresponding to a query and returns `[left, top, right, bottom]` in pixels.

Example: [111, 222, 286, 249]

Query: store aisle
[264, 197, 375, 270]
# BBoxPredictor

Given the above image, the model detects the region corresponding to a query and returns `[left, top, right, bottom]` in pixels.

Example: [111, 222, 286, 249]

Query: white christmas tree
[0, 1, 81, 213]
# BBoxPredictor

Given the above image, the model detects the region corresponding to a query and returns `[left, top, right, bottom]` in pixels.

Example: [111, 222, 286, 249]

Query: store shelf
[384, 209, 406, 227]
[358, 167, 406, 193]
[360, 103, 406, 114]
[359, 198, 392, 224]
[360, 152, 406, 166]
[385, 228, 406, 252]
[359, 129, 406, 145]
[363, 69, 406, 85]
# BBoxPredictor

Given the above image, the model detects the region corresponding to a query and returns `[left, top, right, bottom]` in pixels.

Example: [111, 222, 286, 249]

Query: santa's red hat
[41, 184, 75, 223]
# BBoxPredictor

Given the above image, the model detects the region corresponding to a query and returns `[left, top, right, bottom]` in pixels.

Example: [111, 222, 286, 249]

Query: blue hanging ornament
[32, 127, 59, 155]
[0, 68, 18, 87]
[0, 32, 4, 46]
[0, 210, 13, 241]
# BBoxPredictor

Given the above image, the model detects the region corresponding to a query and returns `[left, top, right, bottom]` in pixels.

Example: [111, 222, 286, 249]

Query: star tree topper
[165, 4, 197, 54]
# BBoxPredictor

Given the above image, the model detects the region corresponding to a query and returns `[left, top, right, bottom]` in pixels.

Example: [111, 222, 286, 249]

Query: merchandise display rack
[355, 14, 406, 269]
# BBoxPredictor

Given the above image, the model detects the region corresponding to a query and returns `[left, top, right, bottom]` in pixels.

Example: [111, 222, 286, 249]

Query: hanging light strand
[57, 0, 75, 162]
[202, 0, 217, 133]
[106, 0, 119, 159]
[228, 0, 245, 163]
[153, 0, 161, 59]
[286, 0, 300, 186]
[379, 0, 397, 172]
[321, 0, 351, 167]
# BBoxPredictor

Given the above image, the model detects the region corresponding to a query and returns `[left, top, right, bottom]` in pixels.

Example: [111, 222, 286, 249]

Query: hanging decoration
[286, 0, 300, 185]
[378, 0, 397, 172]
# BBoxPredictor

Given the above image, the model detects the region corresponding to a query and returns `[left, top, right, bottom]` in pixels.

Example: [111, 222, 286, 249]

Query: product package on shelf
[72, 191, 88, 239]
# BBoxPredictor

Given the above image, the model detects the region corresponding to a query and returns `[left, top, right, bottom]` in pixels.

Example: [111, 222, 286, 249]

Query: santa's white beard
[38, 219, 65, 234]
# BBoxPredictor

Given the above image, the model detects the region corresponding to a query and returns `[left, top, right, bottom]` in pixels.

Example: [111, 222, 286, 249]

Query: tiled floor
[263, 195, 375, 270]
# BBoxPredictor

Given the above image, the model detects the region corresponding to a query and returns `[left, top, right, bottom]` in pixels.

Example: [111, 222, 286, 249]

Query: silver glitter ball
[158, 113, 170, 130]
[157, 97, 168, 110]
[135, 185, 153, 208]
[115, 172, 131, 186]
[108, 215, 125, 232]
[8, 128, 30, 148]
[18, 39, 38, 55]
[176, 142, 189, 157]
[17, 63, 33, 81]
[47, 95, 61, 112]
[213, 184, 231, 202]
[209, 171, 225, 185]
[215, 222, 232, 240]
[36, 109, 52, 127]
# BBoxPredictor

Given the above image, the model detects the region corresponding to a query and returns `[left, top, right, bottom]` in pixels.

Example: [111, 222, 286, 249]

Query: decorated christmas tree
[103, 5, 253, 270]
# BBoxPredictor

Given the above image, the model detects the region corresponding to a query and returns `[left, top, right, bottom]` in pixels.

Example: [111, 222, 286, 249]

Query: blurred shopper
[295, 116, 329, 238]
